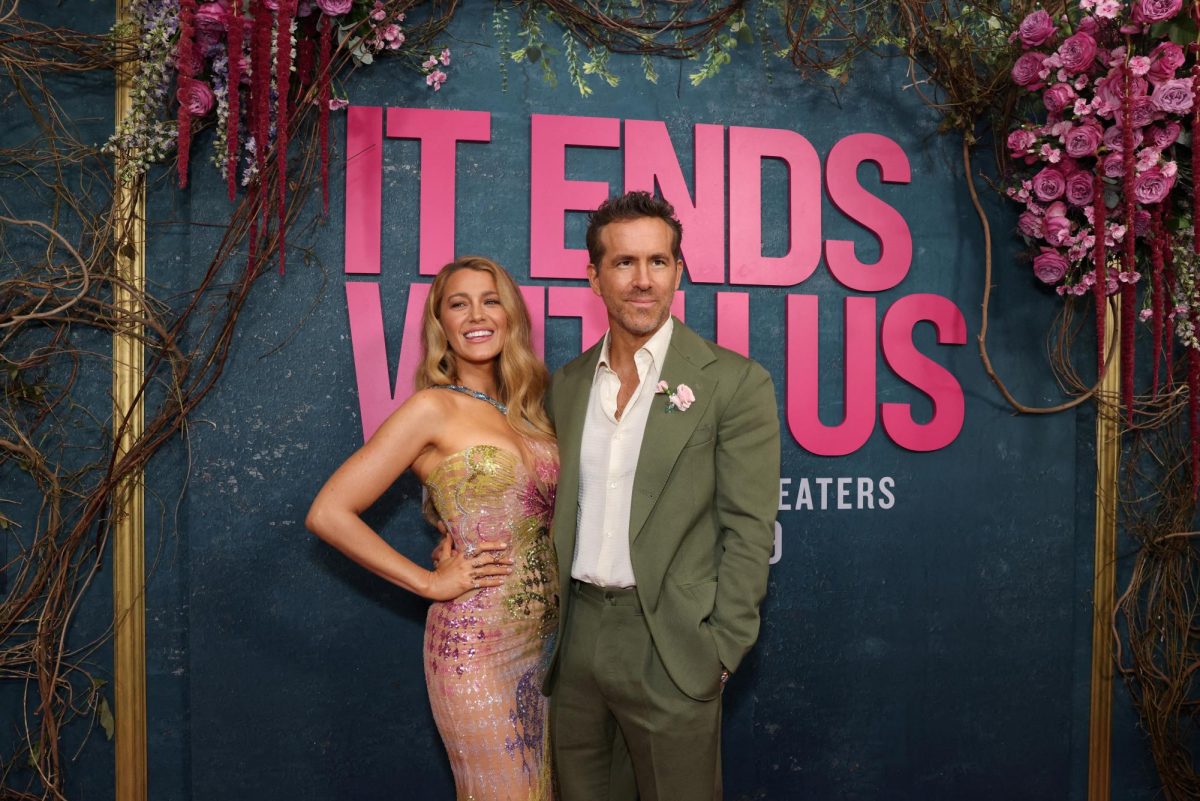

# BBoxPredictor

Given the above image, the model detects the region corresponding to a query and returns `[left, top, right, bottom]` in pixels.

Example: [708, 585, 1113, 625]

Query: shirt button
[609, 482, 617, 488]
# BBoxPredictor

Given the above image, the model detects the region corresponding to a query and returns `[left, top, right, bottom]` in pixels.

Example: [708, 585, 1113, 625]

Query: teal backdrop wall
[0, 2, 1170, 799]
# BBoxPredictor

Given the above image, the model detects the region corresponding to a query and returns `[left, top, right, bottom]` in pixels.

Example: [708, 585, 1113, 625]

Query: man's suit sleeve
[707, 359, 781, 675]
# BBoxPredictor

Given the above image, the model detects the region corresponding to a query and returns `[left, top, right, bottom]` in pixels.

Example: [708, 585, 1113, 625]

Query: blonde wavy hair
[415, 256, 554, 442]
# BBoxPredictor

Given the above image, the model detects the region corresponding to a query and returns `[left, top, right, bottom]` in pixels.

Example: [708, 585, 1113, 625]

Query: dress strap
[431, 384, 508, 415]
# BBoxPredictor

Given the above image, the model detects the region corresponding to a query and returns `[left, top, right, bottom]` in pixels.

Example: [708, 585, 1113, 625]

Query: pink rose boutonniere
[655, 381, 695, 412]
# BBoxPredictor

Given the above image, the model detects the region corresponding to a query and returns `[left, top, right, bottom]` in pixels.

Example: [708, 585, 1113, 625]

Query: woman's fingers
[470, 564, 513, 578]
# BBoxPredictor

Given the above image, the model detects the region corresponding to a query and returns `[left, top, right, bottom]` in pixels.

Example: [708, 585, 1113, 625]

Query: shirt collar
[596, 316, 675, 375]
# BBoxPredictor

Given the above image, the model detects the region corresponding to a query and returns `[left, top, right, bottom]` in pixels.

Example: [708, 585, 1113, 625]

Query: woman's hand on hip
[422, 539, 513, 601]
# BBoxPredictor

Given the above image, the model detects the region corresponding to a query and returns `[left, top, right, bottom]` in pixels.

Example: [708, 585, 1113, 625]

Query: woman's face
[438, 268, 509, 367]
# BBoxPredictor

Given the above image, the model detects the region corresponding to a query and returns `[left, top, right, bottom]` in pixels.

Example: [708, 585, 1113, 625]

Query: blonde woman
[307, 257, 558, 801]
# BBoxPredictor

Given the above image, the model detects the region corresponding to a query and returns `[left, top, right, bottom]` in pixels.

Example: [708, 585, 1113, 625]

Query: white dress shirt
[572, 318, 675, 588]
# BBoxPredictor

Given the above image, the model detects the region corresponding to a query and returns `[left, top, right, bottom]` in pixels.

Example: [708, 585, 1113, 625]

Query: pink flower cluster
[423, 48, 451, 91]
[361, 1, 406, 53]
[1006, 2, 1189, 293]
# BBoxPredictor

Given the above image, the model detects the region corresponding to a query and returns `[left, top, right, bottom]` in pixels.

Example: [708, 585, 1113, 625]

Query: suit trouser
[551, 580, 722, 801]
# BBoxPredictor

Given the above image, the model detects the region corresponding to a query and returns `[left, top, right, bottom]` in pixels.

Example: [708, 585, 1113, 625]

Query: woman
[306, 257, 558, 801]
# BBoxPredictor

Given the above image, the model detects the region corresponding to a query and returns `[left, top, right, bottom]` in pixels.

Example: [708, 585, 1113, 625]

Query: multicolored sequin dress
[424, 441, 559, 801]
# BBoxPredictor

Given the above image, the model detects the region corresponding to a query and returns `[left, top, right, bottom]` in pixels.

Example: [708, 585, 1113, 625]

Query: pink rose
[1033, 249, 1069, 284]
[1019, 9, 1057, 47]
[1094, 70, 1147, 116]
[1045, 200, 1068, 218]
[1102, 152, 1125, 178]
[1012, 52, 1048, 88]
[1134, 166, 1175, 203]
[1018, 211, 1044, 239]
[176, 77, 214, 116]
[1151, 78, 1194, 114]
[1064, 124, 1102, 157]
[1065, 171, 1095, 206]
[1103, 125, 1143, 150]
[674, 384, 696, 411]
[1124, 96, 1158, 128]
[1008, 129, 1038, 156]
[316, 0, 353, 14]
[1032, 166, 1066, 201]
[194, 2, 228, 32]
[1043, 83, 1077, 114]
[1058, 32, 1098, 75]
[1148, 42, 1186, 82]
[1044, 213, 1073, 245]
[1131, 0, 1183, 23]
[1147, 121, 1182, 148]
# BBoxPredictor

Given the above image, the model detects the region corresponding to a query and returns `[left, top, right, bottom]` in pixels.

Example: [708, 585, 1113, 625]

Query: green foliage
[509, 5, 557, 87]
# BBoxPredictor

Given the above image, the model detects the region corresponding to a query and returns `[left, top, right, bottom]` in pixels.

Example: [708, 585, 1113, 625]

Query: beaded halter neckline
[433, 384, 508, 414]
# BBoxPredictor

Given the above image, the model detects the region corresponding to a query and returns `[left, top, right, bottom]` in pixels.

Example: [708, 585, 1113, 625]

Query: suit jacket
[542, 319, 781, 701]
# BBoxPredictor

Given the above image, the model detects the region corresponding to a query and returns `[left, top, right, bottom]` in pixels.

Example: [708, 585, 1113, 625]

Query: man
[544, 191, 781, 801]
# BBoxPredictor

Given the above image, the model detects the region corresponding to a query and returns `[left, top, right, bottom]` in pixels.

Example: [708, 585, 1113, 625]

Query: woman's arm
[306, 391, 511, 600]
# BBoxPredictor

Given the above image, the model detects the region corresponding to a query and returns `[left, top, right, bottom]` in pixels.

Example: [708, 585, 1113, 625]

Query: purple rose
[1065, 171, 1095, 206]
[1151, 78, 1194, 114]
[1064, 124, 1102, 157]
[1018, 211, 1044, 239]
[1019, 9, 1057, 47]
[1012, 52, 1047, 88]
[176, 77, 214, 116]
[1148, 121, 1182, 148]
[1058, 32, 1097, 75]
[1149, 42, 1187, 82]
[1131, 0, 1183, 23]
[1134, 209, 1152, 236]
[1077, 15, 1099, 35]
[1044, 213, 1073, 245]
[1008, 129, 1038, 156]
[1032, 166, 1066, 201]
[1102, 152, 1125, 178]
[316, 0, 353, 14]
[1043, 82, 1077, 114]
[1134, 166, 1175, 203]
[1033, 249, 1069, 284]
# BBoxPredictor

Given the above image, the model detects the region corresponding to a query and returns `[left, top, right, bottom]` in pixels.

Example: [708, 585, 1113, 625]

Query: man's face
[587, 217, 683, 341]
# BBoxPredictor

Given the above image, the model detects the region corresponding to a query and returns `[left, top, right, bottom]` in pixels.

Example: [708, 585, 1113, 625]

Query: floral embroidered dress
[423, 440, 559, 801]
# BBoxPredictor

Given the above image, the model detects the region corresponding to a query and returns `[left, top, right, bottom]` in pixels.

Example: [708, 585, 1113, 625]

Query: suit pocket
[678, 576, 718, 612]
[683, 424, 714, 449]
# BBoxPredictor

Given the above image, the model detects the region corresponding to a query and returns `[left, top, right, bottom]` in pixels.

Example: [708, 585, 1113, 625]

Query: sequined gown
[423, 441, 559, 801]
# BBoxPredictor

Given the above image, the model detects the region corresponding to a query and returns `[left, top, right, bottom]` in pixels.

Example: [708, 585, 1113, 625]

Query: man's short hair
[585, 191, 684, 266]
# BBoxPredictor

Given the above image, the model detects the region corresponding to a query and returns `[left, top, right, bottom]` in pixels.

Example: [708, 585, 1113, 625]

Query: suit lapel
[628, 321, 717, 543]
[552, 341, 603, 581]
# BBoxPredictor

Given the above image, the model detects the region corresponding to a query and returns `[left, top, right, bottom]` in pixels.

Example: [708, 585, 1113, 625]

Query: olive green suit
[543, 319, 781, 800]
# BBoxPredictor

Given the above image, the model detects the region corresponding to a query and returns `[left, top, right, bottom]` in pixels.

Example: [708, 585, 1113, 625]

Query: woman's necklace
[432, 384, 508, 415]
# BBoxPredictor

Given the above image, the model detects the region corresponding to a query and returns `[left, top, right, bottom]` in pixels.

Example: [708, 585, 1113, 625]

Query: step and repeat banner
[135, 7, 1132, 801]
